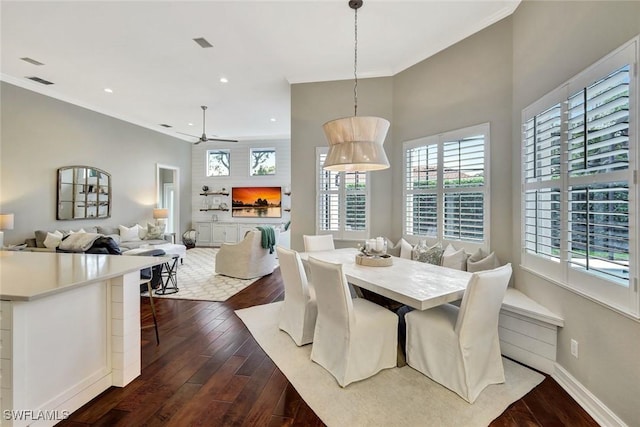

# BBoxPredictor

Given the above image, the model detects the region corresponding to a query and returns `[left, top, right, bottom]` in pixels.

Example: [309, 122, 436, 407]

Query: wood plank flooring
[60, 268, 598, 426]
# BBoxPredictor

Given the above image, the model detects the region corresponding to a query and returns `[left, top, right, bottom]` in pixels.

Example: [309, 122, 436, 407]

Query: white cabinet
[212, 223, 238, 246]
[195, 222, 212, 246]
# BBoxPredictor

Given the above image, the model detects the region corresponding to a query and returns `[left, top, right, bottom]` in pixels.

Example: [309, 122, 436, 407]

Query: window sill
[520, 264, 640, 322]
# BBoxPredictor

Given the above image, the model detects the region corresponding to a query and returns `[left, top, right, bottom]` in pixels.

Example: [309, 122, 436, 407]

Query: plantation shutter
[404, 144, 438, 237]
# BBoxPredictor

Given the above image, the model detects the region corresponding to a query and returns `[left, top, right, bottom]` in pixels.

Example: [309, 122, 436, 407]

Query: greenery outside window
[521, 38, 638, 317]
[316, 147, 369, 240]
[250, 148, 276, 176]
[206, 149, 230, 177]
[403, 123, 490, 246]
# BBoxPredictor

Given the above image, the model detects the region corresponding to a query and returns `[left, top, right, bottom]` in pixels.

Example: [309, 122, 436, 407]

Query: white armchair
[215, 230, 277, 279]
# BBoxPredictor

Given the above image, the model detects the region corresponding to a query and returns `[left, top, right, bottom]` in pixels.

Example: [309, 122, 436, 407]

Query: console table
[0, 251, 168, 426]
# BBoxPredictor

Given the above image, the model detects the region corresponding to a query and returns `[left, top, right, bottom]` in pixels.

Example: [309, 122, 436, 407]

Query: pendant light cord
[353, 7, 358, 117]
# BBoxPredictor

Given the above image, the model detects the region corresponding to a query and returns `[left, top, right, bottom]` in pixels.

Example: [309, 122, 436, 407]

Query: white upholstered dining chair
[303, 234, 335, 252]
[405, 263, 512, 403]
[276, 246, 317, 346]
[308, 257, 397, 387]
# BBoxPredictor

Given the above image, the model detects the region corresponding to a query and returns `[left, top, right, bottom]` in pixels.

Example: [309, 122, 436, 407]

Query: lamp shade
[153, 208, 169, 219]
[322, 116, 390, 172]
[0, 213, 14, 230]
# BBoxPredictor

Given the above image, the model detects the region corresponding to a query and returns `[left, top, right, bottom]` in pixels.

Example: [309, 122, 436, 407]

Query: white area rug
[144, 248, 259, 301]
[236, 301, 545, 427]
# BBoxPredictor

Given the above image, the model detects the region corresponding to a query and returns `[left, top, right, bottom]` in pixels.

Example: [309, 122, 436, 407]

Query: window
[522, 39, 638, 317]
[315, 147, 369, 240]
[403, 123, 490, 246]
[206, 149, 230, 177]
[250, 148, 276, 176]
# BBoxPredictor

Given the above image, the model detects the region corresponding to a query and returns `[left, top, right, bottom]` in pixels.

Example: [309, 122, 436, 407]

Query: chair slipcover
[276, 246, 317, 346]
[405, 263, 512, 403]
[308, 257, 397, 387]
[303, 234, 335, 252]
[215, 230, 277, 279]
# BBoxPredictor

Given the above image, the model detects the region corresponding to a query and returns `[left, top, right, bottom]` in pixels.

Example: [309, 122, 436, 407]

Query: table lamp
[0, 213, 15, 248]
[153, 208, 169, 228]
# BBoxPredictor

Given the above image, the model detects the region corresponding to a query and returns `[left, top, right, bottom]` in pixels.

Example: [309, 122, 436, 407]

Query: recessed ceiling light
[188, 123, 194, 126]
[193, 37, 213, 48]
[220, 77, 228, 83]
[270, 118, 277, 122]
[104, 88, 113, 93]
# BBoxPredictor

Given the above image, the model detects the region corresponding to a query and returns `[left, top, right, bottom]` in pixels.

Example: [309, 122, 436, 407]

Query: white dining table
[299, 248, 472, 311]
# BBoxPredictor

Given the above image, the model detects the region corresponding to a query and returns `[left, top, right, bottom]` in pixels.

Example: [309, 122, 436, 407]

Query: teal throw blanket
[257, 226, 276, 254]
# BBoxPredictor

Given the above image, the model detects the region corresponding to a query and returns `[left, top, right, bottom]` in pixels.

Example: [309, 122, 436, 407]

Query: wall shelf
[199, 208, 229, 212]
[200, 191, 229, 196]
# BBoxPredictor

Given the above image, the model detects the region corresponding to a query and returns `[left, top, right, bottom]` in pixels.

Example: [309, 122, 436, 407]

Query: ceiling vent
[159, 124, 172, 128]
[193, 37, 213, 48]
[20, 57, 44, 66]
[26, 76, 53, 85]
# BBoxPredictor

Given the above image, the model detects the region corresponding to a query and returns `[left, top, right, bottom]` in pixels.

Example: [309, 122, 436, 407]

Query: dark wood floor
[60, 268, 598, 426]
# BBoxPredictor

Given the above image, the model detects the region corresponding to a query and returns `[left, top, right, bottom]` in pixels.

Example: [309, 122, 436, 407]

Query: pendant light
[322, 0, 390, 172]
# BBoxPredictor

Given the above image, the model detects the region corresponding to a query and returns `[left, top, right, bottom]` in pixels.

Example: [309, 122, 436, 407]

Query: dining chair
[405, 263, 512, 403]
[308, 257, 397, 387]
[303, 234, 335, 252]
[276, 246, 317, 346]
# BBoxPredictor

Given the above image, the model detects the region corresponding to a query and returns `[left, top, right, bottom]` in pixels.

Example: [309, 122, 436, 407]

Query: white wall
[0, 82, 192, 244]
[190, 138, 291, 227]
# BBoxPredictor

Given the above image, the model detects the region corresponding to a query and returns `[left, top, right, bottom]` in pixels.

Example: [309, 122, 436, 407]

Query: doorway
[157, 164, 180, 237]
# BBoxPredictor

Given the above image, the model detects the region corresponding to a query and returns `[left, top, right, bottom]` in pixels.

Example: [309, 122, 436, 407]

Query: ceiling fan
[178, 106, 238, 144]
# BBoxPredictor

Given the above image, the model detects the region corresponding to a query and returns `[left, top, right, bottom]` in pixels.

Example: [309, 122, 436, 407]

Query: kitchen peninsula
[0, 251, 168, 426]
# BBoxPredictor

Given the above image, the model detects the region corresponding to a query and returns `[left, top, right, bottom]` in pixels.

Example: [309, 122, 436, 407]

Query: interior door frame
[156, 163, 180, 237]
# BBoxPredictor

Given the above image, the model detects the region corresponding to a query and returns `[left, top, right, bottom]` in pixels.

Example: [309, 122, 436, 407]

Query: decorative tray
[355, 253, 393, 267]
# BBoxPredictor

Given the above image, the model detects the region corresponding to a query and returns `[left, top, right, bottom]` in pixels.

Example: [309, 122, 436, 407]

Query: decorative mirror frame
[57, 166, 112, 220]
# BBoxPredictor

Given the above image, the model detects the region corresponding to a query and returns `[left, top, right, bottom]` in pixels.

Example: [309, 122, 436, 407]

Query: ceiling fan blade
[206, 137, 239, 143]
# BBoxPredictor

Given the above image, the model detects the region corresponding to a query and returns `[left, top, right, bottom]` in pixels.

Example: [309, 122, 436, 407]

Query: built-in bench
[498, 288, 564, 374]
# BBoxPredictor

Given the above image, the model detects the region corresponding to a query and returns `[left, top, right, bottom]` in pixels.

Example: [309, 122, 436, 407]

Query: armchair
[215, 230, 278, 279]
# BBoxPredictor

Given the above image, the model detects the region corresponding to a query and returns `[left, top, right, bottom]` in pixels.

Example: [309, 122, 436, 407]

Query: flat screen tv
[231, 186, 282, 218]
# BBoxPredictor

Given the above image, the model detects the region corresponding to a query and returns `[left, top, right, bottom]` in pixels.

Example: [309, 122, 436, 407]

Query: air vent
[21, 57, 44, 66]
[26, 76, 53, 85]
[193, 37, 213, 48]
[159, 124, 172, 128]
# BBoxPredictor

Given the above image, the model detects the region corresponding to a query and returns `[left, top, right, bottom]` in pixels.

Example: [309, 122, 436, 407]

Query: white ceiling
[1, 0, 520, 143]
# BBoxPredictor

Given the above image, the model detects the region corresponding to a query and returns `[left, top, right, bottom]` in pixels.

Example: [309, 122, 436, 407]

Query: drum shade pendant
[322, 0, 390, 172]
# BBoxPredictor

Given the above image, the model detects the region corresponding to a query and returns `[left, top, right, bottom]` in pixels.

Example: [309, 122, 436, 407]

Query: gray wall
[291, 77, 393, 251]
[392, 15, 513, 260]
[0, 82, 192, 244]
[511, 2, 640, 425]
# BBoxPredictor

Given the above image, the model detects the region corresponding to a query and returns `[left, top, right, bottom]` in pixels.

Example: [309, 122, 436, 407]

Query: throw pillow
[413, 241, 443, 265]
[145, 223, 165, 240]
[137, 224, 148, 240]
[399, 239, 413, 259]
[43, 230, 64, 249]
[467, 248, 500, 272]
[69, 228, 86, 234]
[118, 224, 140, 242]
[385, 237, 401, 257]
[441, 244, 467, 271]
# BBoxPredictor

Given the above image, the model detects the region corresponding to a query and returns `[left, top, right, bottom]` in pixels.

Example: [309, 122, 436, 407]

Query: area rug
[235, 301, 545, 427]
[143, 248, 259, 302]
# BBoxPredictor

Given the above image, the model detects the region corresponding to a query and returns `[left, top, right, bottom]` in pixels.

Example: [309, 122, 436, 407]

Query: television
[231, 186, 282, 218]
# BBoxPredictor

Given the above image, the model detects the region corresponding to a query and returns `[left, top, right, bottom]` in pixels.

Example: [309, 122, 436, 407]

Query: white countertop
[0, 251, 169, 301]
[300, 248, 472, 310]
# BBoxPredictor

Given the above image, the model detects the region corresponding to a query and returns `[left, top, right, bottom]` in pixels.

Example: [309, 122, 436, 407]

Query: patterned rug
[142, 247, 260, 301]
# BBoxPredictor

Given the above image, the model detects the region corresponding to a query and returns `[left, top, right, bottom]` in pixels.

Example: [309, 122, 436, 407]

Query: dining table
[298, 247, 472, 311]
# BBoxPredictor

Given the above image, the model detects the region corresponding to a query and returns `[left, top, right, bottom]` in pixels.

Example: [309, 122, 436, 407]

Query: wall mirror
[57, 166, 111, 220]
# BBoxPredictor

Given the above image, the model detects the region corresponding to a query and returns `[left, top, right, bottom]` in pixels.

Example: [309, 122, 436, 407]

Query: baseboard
[552, 364, 627, 427]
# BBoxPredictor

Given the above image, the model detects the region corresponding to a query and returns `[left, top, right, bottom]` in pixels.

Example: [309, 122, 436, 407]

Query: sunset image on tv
[231, 187, 281, 218]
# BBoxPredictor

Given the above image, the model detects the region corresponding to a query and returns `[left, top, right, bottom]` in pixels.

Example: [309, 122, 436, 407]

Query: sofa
[25, 223, 170, 252]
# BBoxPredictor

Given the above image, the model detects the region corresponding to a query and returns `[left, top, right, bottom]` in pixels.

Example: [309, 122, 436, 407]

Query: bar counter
[0, 251, 167, 426]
